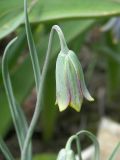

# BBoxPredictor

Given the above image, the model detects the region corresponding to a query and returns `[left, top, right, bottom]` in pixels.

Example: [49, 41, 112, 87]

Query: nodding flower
[55, 49, 94, 112]
[57, 148, 76, 160]
[101, 17, 120, 43]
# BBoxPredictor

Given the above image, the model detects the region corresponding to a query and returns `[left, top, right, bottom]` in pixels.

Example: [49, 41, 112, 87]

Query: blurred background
[0, 0, 120, 159]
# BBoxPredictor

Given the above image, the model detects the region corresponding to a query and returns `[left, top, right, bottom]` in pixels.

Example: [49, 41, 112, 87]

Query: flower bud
[57, 149, 66, 160]
[66, 149, 76, 160]
[57, 148, 76, 160]
[56, 50, 94, 112]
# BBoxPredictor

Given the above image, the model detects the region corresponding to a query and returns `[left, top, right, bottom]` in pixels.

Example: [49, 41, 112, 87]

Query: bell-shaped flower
[101, 17, 120, 43]
[57, 148, 76, 160]
[56, 50, 94, 112]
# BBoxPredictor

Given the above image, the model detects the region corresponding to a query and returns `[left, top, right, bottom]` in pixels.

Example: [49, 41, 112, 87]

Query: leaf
[0, 136, 15, 160]
[0, 54, 34, 136]
[0, 28, 27, 84]
[108, 142, 120, 160]
[24, 0, 41, 91]
[30, 0, 120, 22]
[2, 38, 32, 159]
[0, 0, 120, 39]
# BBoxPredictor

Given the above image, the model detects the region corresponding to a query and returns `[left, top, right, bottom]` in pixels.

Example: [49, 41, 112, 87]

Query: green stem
[52, 25, 69, 53]
[76, 130, 100, 160]
[21, 25, 69, 160]
[76, 136, 82, 160]
[65, 135, 77, 150]
[65, 134, 82, 159]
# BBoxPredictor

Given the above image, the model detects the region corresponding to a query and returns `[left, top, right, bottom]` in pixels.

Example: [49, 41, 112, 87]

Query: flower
[55, 49, 94, 112]
[101, 17, 120, 43]
[57, 148, 76, 160]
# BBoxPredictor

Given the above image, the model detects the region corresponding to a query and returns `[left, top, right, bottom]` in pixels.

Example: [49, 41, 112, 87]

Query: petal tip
[56, 100, 68, 112]
[70, 102, 82, 112]
[89, 96, 94, 102]
[58, 105, 68, 112]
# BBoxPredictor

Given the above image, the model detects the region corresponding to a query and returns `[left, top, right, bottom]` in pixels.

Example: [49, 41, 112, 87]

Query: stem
[52, 25, 69, 53]
[21, 25, 69, 160]
[76, 136, 82, 160]
[65, 135, 77, 150]
[76, 130, 100, 160]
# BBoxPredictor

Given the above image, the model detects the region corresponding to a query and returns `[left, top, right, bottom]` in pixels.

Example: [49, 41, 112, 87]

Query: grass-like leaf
[0, 0, 120, 39]
[108, 142, 120, 160]
[24, 0, 41, 91]
[0, 136, 15, 160]
[2, 38, 32, 159]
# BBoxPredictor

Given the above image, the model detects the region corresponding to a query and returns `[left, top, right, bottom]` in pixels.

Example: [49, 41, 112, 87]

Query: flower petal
[68, 50, 94, 101]
[56, 52, 70, 111]
[66, 55, 83, 112]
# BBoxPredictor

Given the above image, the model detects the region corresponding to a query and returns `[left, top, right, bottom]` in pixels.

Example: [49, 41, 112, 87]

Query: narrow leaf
[108, 142, 120, 160]
[0, 0, 120, 39]
[2, 38, 32, 159]
[24, 0, 41, 91]
[0, 136, 15, 160]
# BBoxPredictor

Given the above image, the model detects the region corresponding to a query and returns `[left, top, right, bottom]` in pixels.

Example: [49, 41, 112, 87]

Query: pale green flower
[57, 148, 76, 160]
[56, 50, 94, 112]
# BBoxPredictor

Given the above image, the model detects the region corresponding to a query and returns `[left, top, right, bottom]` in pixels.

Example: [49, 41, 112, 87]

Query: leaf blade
[0, 0, 120, 39]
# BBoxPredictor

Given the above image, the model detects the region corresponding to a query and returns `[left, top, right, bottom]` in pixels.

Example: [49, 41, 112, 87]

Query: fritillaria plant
[1, 0, 120, 160]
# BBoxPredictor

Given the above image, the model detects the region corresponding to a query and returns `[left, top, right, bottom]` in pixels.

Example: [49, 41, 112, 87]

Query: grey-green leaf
[0, 0, 120, 39]
[2, 38, 31, 159]
[24, 0, 41, 91]
[0, 137, 15, 160]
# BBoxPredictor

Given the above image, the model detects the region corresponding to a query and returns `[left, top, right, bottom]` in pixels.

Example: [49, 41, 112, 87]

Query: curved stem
[76, 136, 82, 160]
[65, 135, 77, 150]
[65, 134, 82, 159]
[76, 130, 100, 160]
[21, 25, 69, 160]
[52, 25, 69, 53]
